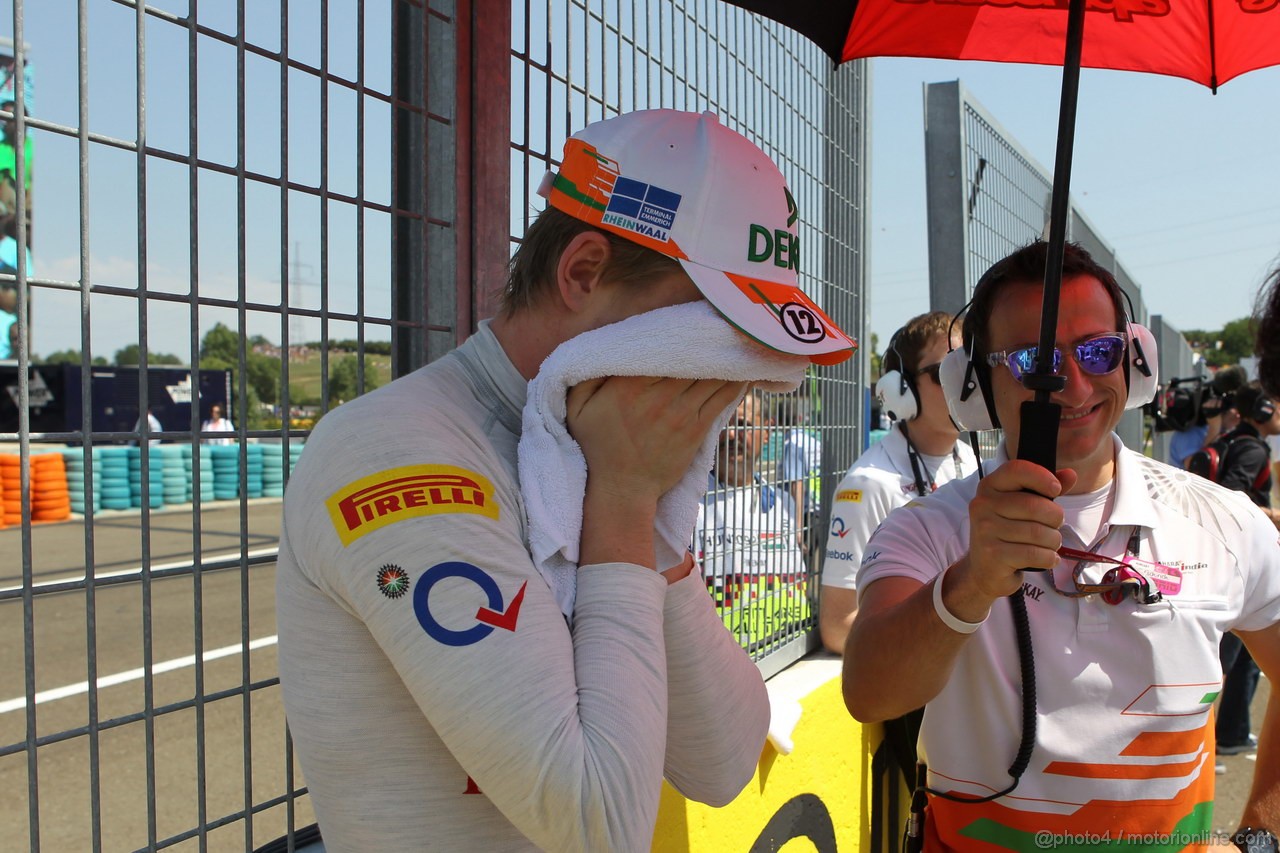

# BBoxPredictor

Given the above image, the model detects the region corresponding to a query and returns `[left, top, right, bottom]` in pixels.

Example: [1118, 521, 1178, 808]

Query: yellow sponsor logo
[326, 465, 499, 546]
[835, 489, 862, 503]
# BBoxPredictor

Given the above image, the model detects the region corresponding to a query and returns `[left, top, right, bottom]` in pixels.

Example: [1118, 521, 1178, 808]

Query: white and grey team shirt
[820, 426, 977, 591]
[856, 437, 1280, 839]
[276, 320, 770, 853]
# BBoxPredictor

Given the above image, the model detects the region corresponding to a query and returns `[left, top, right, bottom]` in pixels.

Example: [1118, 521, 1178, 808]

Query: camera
[1144, 376, 1209, 433]
[1144, 366, 1246, 433]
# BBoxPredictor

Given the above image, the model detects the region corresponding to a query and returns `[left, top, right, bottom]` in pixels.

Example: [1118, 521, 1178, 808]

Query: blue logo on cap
[604, 177, 682, 237]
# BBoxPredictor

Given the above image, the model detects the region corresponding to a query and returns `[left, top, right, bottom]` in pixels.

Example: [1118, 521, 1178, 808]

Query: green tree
[328, 354, 383, 405]
[43, 349, 107, 366]
[1184, 317, 1256, 368]
[200, 323, 241, 365]
[1216, 317, 1255, 363]
[198, 323, 281, 429]
[115, 343, 182, 365]
[317, 338, 393, 357]
[247, 354, 281, 405]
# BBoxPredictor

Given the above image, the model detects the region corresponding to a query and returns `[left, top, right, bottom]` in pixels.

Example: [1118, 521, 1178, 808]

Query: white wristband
[932, 566, 986, 635]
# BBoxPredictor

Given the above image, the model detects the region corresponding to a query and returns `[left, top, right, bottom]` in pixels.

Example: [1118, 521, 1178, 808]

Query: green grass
[284, 352, 393, 403]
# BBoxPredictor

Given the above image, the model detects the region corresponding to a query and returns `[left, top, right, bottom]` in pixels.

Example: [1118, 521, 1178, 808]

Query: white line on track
[0, 635, 279, 715]
[0, 546, 281, 595]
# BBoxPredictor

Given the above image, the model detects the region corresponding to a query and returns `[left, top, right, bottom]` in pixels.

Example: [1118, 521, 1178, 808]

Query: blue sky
[3, 0, 393, 360]
[6, 3, 1280, 362]
[867, 57, 1280, 351]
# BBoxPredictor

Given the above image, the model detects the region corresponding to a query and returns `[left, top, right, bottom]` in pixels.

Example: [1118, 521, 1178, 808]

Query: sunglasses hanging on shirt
[1048, 528, 1182, 606]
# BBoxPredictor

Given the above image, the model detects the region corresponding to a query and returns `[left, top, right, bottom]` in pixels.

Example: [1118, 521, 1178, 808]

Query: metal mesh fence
[0, 2, 410, 850]
[2, 2, 868, 849]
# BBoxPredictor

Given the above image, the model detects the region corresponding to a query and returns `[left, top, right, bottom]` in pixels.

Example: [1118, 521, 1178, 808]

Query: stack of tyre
[99, 447, 132, 511]
[30, 453, 72, 522]
[62, 448, 102, 516]
[211, 445, 240, 500]
[183, 444, 216, 504]
[261, 443, 286, 498]
[0, 454, 20, 526]
[158, 445, 188, 506]
[127, 446, 165, 509]
[289, 440, 304, 475]
[244, 444, 264, 499]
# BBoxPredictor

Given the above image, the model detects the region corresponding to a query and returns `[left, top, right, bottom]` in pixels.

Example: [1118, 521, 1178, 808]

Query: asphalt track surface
[0, 501, 316, 852]
[0, 502, 1268, 849]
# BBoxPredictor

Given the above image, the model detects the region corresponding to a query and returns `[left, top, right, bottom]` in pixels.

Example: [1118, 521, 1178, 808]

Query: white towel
[519, 300, 810, 617]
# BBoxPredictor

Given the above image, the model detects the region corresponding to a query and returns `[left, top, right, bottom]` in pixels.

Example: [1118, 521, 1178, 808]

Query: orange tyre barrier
[0, 453, 20, 525]
[0, 452, 75, 523]
[31, 453, 71, 522]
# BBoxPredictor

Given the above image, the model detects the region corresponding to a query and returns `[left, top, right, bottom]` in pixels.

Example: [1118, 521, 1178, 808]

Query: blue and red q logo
[413, 561, 527, 647]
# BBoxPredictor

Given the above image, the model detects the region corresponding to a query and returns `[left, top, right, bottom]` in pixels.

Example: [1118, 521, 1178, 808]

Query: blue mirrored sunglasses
[986, 334, 1128, 382]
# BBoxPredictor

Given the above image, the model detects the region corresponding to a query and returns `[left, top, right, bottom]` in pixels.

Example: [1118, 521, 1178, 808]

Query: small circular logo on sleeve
[376, 564, 411, 599]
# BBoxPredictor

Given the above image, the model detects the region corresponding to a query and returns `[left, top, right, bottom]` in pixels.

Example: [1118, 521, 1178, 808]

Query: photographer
[1202, 365, 1249, 450]
[1160, 377, 1210, 468]
[1202, 383, 1280, 778]
[1148, 366, 1249, 469]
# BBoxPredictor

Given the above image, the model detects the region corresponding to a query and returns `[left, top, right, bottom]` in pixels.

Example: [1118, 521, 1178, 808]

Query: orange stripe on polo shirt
[927, 760, 1217, 851]
[1043, 754, 1205, 779]
[1120, 727, 1208, 757]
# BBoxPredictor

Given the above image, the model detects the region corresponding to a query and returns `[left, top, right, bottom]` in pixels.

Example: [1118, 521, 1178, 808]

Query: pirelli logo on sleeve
[326, 465, 500, 546]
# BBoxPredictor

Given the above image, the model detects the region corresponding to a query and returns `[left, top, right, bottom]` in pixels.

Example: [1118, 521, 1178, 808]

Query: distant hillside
[287, 351, 392, 405]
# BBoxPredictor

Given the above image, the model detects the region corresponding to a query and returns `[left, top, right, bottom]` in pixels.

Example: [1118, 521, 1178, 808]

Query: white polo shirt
[857, 435, 1280, 849]
[695, 473, 805, 580]
[821, 426, 976, 590]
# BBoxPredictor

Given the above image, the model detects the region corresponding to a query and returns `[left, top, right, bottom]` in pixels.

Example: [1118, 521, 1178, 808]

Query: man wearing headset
[1213, 382, 1280, 774]
[818, 311, 979, 654]
[844, 241, 1280, 852]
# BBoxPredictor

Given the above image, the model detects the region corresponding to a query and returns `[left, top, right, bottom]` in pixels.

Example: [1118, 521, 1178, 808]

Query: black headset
[1249, 393, 1277, 424]
[938, 290, 1159, 431]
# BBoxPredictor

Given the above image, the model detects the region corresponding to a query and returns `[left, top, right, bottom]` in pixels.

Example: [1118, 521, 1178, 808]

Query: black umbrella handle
[1039, 0, 1087, 365]
[1019, 0, 1085, 572]
[1016, 398, 1061, 572]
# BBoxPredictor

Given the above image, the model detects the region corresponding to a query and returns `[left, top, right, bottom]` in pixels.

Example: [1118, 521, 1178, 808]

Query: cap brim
[679, 259, 856, 365]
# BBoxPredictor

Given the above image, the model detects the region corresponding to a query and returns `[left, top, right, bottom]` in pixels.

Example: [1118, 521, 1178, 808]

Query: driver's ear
[555, 231, 611, 314]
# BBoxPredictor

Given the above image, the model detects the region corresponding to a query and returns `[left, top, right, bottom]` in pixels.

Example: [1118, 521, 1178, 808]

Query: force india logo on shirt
[326, 464, 499, 546]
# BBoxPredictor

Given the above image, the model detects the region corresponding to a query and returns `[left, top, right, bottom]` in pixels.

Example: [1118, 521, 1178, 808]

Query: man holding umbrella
[844, 241, 1280, 851]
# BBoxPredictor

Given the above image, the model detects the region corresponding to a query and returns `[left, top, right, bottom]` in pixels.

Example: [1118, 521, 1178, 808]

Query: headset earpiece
[876, 333, 921, 422]
[1124, 323, 1159, 411]
[875, 369, 919, 422]
[940, 345, 999, 431]
[1250, 393, 1277, 423]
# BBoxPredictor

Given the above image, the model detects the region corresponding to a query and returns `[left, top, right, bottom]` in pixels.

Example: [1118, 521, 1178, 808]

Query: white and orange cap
[536, 109, 856, 365]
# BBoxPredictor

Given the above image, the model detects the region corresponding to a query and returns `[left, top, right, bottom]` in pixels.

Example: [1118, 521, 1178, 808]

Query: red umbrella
[726, 0, 1280, 472]
[728, 1, 1280, 90]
